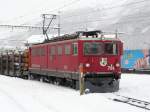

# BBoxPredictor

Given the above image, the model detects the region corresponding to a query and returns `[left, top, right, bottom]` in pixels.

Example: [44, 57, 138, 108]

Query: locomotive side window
[36, 48, 40, 56]
[72, 43, 78, 55]
[50, 46, 56, 55]
[104, 43, 118, 55]
[84, 42, 104, 55]
[58, 46, 62, 55]
[41, 47, 45, 56]
[65, 45, 71, 55]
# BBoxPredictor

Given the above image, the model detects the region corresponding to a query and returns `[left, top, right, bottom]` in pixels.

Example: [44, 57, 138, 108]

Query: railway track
[109, 95, 150, 110]
[122, 69, 150, 74]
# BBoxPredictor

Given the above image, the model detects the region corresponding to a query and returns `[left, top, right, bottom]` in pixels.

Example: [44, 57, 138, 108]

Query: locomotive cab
[78, 31, 123, 92]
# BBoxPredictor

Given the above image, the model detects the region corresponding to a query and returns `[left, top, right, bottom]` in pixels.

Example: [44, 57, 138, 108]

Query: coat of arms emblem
[100, 58, 107, 66]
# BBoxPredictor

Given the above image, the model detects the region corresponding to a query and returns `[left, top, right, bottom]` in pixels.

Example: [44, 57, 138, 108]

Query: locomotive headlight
[116, 63, 120, 67]
[85, 63, 90, 67]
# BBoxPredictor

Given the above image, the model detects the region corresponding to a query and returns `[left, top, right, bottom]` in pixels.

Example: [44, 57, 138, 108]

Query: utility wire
[61, 11, 150, 26]
[2, 0, 147, 27]
[53, 0, 81, 11]
[27, 1, 149, 28]
[61, 0, 149, 19]
[60, 15, 150, 29]
[0, 24, 59, 31]
[0, 39, 26, 42]
[25, 6, 150, 28]
[1, 0, 149, 33]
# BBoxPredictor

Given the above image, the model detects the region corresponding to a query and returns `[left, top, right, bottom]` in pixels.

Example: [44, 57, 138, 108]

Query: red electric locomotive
[29, 30, 123, 92]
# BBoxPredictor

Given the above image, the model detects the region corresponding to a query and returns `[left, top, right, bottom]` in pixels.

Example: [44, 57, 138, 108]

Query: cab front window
[104, 43, 118, 55]
[84, 42, 104, 55]
[83, 42, 118, 55]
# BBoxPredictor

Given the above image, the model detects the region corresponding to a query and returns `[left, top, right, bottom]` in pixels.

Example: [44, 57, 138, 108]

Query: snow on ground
[118, 74, 150, 101]
[0, 73, 150, 112]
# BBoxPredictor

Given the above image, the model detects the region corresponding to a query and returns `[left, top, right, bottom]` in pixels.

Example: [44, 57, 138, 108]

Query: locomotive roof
[33, 30, 121, 45]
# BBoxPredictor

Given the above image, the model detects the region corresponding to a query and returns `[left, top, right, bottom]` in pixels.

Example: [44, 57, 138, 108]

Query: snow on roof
[27, 35, 45, 43]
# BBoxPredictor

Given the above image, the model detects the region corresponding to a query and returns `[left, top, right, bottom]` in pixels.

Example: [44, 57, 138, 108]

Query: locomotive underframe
[29, 68, 120, 92]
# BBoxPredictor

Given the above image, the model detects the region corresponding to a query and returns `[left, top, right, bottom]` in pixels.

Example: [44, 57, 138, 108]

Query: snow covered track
[0, 74, 150, 112]
[110, 95, 150, 110]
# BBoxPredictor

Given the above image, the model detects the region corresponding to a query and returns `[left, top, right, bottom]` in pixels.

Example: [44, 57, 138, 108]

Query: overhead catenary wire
[26, 0, 81, 27]
[61, 11, 150, 27]
[61, 0, 149, 20]
[32, 0, 150, 31]
[0, 0, 82, 35]
[59, 0, 150, 31]
[0, 0, 144, 25]
[60, 16, 150, 32]
[0, 39, 27, 41]
[1, 0, 148, 28]
[0, 0, 149, 35]
[0, 24, 60, 32]
[14, 8, 150, 30]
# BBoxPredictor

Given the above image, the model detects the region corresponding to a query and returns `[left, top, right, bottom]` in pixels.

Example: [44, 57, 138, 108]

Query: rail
[109, 94, 150, 110]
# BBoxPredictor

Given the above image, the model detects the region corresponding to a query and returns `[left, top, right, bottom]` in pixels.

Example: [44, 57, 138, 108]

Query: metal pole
[79, 64, 85, 95]
[58, 11, 61, 37]
[42, 14, 46, 35]
[115, 29, 118, 38]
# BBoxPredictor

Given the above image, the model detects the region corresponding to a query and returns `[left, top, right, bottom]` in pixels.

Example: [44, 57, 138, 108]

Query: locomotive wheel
[71, 80, 77, 89]
[28, 74, 34, 80]
[40, 77, 44, 82]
